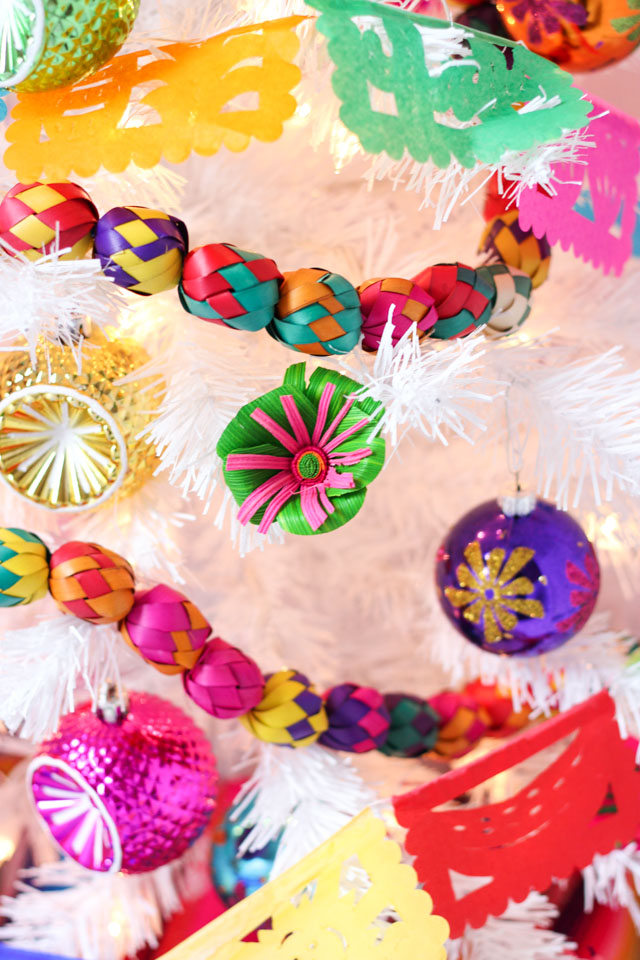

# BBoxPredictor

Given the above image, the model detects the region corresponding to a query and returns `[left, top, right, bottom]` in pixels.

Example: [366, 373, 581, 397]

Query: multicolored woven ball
[268, 268, 362, 356]
[48, 541, 135, 624]
[412, 262, 494, 339]
[479, 210, 551, 289]
[356, 277, 438, 351]
[379, 693, 441, 758]
[428, 690, 491, 759]
[183, 637, 264, 718]
[94, 206, 188, 296]
[319, 683, 391, 753]
[477, 263, 532, 338]
[463, 680, 531, 738]
[0, 182, 98, 261]
[240, 669, 328, 747]
[0, 528, 50, 607]
[179, 243, 283, 332]
[120, 584, 211, 675]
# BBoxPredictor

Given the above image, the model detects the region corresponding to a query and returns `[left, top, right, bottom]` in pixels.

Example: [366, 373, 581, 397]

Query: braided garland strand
[3, 527, 532, 759]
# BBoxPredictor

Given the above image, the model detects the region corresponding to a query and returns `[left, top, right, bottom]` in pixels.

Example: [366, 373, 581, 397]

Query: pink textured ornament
[183, 637, 264, 718]
[28, 692, 217, 874]
[357, 277, 438, 351]
[120, 583, 211, 675]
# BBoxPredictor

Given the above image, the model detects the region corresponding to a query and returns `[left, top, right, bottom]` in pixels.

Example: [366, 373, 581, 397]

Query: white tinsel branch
[0, 840, 209, 960]
[448, 892, 577, 960]
[363, 120, 593, 229]
[343, 326, 498, 447]
[583, 843, 640, 933]
[430, 609, 637, 733]
[492, 340, 640, 509]
[0, 618, 122, 742]
[0, 243, 128, 355]
[231, 742, 377, 877]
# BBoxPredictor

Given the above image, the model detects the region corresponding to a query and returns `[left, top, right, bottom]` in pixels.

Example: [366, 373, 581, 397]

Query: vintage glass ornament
[497, 0, 640, 71]
[0, 0, 140, 93]
[212, 804, 281, 907]
[0, 337, 161, 511]
[28, 691, 217, 874]
[435, 496, 600, 655]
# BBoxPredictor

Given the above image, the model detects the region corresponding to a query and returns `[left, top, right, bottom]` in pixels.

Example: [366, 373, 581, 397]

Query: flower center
[484, 588, 495, 600]
[292, 447, 327, 484]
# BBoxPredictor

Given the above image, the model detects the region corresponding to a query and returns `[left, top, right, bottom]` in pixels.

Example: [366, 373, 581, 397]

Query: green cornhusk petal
[306, 365, 384, 430]
[217, 384, 317, 458]
[283, 362, 307, 391]
[327, 433, 386, 493]
[277, 487, 367, 535]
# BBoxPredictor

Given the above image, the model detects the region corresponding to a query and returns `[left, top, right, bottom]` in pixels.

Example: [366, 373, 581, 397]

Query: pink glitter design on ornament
[226, 382, 373, 533]
[557, 554, 600, 634]
[518, 96, 640, 276]
[28, 693, 217, 874]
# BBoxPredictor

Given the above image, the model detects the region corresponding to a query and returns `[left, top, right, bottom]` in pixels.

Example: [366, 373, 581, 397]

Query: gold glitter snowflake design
[445, 541, 545, 644]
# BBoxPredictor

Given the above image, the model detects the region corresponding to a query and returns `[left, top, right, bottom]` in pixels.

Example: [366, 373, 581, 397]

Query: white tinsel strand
[447, 892, 577, 960]
[230, 742, 377, 876]
[0, 245, 128, 354]
[583, 843, 640, 933]
[0, 618, 122, 742]
[343, 326, 497, 448]
[0, 840, 209, 960]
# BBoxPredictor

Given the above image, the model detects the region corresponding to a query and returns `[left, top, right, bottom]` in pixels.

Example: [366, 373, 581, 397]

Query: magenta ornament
[28, 692, 217, 874]
[435, 497, 600, 656]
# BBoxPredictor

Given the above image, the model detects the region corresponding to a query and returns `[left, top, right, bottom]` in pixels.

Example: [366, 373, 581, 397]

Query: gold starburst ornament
[0, 337, 161, 511]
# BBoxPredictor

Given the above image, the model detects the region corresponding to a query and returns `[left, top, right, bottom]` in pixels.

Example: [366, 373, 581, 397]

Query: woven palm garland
[1, 526, 531, 760]
[0, 179, 549, 353]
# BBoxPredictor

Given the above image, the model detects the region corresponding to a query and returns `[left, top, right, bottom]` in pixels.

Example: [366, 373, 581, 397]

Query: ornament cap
[500, 490, 536, 517]
[96, 682, 129, 725]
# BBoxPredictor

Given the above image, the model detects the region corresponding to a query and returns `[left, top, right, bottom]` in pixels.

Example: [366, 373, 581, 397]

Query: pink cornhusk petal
[312, 382, 336, 443]
[225, 387, 375, 533]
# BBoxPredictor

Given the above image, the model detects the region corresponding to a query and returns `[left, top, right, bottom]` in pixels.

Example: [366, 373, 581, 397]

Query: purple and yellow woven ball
[183, 637, 264, 719]
[239, 669, 328, 747]
[356, 277, 438, 351]
[120, 584, 211, 675]
[477, 262, 532, 338]
[179, 243, 283, 332]
[268, 267, 362, 356]
[0, 181, 98, 262]
[378, 693, 441, 758]
[479, 210, 551, 289]
[94, 206, 188, 296]
[319, 683, 391, 753]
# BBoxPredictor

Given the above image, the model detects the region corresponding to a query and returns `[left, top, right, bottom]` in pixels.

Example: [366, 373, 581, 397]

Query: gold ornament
[0, 337, 161, 511]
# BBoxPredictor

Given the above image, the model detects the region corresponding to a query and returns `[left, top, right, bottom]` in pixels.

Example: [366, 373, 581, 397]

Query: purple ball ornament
[435, 495, 600, 656]
[28, 690, 217, 874]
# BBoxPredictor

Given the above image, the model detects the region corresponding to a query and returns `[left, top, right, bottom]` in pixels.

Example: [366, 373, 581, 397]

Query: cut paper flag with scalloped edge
[4, 17, 305, 182]
[158, 809, 449, 960]
[393, 691, 640, 939]
[309, 0, 591, 170]
[518, 95, 640, 276]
